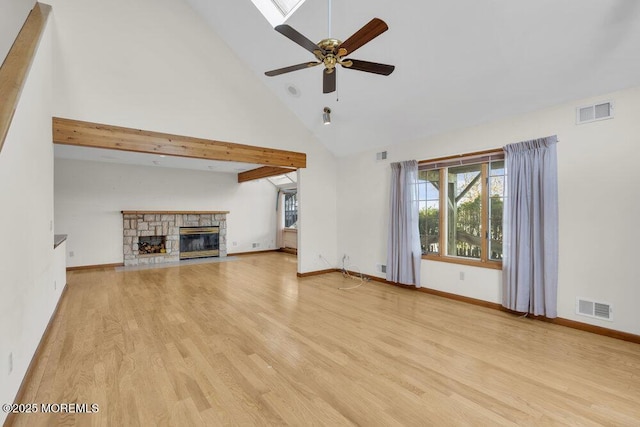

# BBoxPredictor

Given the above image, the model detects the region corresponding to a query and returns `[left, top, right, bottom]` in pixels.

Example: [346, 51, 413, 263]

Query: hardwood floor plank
[7, 253, 640, 426]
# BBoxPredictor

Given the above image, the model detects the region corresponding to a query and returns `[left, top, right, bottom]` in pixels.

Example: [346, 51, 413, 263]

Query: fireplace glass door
[179, 226, 219, 259]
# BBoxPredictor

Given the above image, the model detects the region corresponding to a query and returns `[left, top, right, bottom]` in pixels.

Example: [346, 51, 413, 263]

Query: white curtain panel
[502, 136, 559, 317]
[387, 160, 422, 287]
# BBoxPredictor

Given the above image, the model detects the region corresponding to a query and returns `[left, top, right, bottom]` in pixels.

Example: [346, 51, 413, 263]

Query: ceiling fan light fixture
[323, 107, 331, 125]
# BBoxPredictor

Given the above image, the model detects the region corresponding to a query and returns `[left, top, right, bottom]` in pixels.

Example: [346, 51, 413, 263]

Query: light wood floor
[9, 253, 640, 426]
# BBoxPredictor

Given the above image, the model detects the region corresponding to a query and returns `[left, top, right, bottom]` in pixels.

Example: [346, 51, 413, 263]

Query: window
[418, 151, 504, 268]
[488, 160, 505, 261]
[284, 192, 298, 228]
[418, 170, 440, 254]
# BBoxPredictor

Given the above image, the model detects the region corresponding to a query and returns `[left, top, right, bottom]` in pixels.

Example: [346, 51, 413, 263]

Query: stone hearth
[122, 211, 228, 266]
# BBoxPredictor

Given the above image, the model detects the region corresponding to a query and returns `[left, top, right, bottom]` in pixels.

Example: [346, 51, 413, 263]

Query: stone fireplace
[122, 211, 228, 266]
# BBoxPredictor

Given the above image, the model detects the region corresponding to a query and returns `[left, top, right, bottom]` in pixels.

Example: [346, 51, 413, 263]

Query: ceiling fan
[265, 7, 395, 94]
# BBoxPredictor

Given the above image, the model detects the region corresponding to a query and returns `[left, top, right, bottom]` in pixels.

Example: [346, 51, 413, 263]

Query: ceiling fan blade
[323, 69, 336, 93]
[265, 62, 320, 77]
[275, 25, 322, 55]
[338, 18, 388, 56]
[342, 59, 395, 76]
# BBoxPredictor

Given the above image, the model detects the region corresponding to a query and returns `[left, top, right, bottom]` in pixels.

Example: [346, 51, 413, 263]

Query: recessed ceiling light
[159, 155, 166, 158]
[286, 84, 301, 98]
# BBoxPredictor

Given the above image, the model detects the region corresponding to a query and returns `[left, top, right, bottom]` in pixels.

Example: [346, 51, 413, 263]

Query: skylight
[251, 0, 307, 27]
[272, 0, 304, 16]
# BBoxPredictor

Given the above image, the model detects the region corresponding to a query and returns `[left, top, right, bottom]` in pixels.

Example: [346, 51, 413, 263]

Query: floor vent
[576, 101, 613, 124]
[576, 297, 613, 321]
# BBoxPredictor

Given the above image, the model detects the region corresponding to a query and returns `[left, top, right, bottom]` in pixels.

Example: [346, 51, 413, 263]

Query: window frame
[419, 149, 504, 270]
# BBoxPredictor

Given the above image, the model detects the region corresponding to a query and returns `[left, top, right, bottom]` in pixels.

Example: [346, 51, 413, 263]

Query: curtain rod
[417, 135, 560, 166]
[418, 148, 503, 165]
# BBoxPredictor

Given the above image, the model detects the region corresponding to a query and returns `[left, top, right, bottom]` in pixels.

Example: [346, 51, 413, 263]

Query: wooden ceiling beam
[52, 117, 307, 168]
[0, 3, 51, 154]
[237, 166, 296, 183]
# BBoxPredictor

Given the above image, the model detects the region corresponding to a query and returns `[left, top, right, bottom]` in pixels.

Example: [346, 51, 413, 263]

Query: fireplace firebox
[179, 226, 219, 259]
[138, 235, 166, 254]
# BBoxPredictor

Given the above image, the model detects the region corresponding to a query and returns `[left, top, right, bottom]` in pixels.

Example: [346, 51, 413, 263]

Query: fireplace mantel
[121, 210, 230, 215]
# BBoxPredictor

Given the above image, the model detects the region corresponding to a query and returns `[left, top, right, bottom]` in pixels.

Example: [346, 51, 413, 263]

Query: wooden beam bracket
[238, 166, 296, 183]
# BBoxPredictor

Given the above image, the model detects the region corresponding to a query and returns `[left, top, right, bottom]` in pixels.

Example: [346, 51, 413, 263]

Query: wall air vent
[576, 297, 613, 321]
[576, 101, 613, 124]
[376, 151, 388, 161]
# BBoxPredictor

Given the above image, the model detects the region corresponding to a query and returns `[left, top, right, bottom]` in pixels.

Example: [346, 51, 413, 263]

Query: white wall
[48, 0, 337, 273]
[0, 18, 57, 425]
[0, 0, 34, 64]
[54, 158, 278, 267]
[338, 85, 640, 336]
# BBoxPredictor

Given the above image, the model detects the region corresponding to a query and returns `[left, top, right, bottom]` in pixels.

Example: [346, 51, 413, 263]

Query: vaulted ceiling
[52, 0, 640, 172]
[187, 0, 640, 157]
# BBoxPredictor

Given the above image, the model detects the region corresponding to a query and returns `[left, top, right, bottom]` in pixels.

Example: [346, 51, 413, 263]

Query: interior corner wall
[0, 0, 35, 64]
[47, 0, 338, 273]
[337, 85, 640, 336]
[54, 159, 279, 267]
[0, 18, 57, 425]
[297, 148, 338, 273]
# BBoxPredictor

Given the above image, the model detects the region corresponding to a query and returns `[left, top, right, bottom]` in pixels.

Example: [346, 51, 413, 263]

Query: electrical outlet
[8, 352, 13, 375]
[459, 271, 465, 281]
[54, 280, 57, 290]
[69, 251, 74, 257]
[232, 241, 237, 247]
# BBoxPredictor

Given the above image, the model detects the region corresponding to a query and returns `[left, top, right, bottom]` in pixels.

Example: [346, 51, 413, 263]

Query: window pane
[418, 170, 440, 255]
[284, 193, 297, 228]
[447, 164, 482, 258]
[490, 160, 504, 176]
[489, 160, 505, 260]
[490, 176, 504, 197]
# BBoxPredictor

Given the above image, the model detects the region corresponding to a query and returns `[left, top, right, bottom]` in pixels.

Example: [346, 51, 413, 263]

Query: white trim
[250, 0, 307, 26]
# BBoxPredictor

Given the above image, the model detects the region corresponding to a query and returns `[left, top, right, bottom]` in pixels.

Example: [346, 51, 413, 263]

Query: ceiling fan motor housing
[316, 39, 342, 71]
[317, 38, 342, 54]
